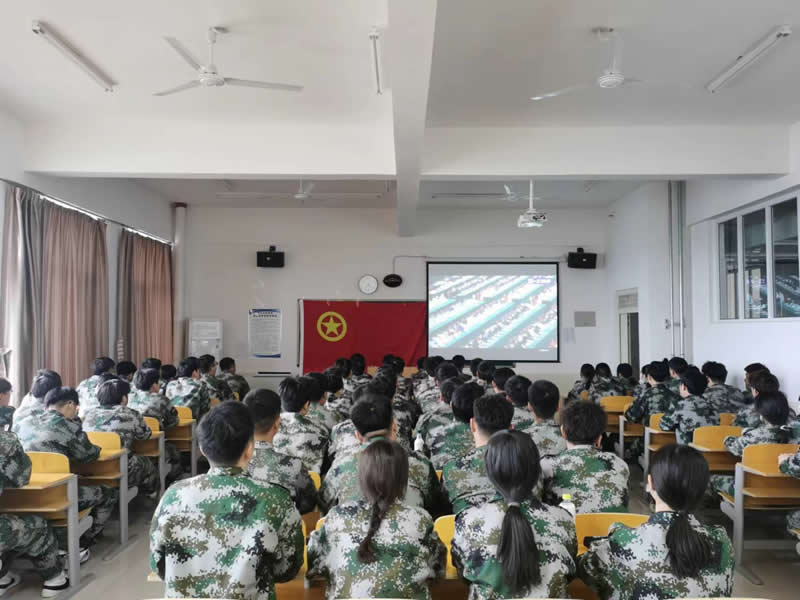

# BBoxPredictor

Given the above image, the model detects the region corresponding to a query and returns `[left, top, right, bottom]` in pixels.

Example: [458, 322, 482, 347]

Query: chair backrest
[649, 412, 664, 429]
[579, 390, 589, 402]
[143, 416, 160, 432]
[309, 471, 321, 490]
[175, 406, 192, 421]
[316, 517, 325, 531]
[719, 413, 736, 426]
[692, 426, 743, 450]
[575, 512, 649, 553]
[86, 431, 122, 450]
[742, 443, 800, 474]
[433, 514, 457, 578]
[600, 396, 634, 412]
[436, 470, 443, 481]
[209, 397, 220, 407]
[27, 451, 69, 474]
[233, 392, 240, 401]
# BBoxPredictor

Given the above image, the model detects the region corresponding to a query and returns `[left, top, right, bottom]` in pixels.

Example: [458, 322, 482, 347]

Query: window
[772, 198, 799, 317]
[743, 210, 767, 319]
[718, 218, 738, 319]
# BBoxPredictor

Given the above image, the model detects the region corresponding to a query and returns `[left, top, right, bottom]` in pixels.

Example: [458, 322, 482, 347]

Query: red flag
[302, 300, 427, 372]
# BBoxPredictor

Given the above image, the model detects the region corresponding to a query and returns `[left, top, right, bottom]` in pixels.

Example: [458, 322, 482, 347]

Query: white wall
[184, 205, 613, 392]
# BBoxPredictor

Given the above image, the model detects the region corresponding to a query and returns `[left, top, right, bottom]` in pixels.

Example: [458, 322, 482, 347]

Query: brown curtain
[117, 229, 173, 365]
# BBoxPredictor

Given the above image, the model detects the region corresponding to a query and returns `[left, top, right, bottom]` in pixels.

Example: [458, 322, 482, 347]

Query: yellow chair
[86, 431, 122, 450]
[233, 392, 240, 401]
[575, 512, 649, 554]
[640, 413, 675, 483]
[210, 397, 220, 407]
[719, 413, 736, 426]
[433, 515, 458, 579]
[174, 405, 193, 421]
[615, 402, 645, 459]
[690, 425, 743, 472]
[309, 471, 322, 490]
[316, 517, 325, 531]
[302, 511, 321, 536]
[600, 396, 634, 434]
[168, 406, 198, 476]
[579, 390, 590, 402]
[135, 416, 167, 497]
[436, 470, 443, 481]
[143, 416, 160, 432]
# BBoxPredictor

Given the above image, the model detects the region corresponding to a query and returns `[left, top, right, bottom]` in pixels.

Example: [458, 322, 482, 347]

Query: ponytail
[665, 511, 712, 577]
[358, 501, 386, 563]
[497, 502, 540, 592]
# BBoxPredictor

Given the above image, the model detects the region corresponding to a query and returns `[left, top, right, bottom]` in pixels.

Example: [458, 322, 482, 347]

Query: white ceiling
[427, 0, 800, 126]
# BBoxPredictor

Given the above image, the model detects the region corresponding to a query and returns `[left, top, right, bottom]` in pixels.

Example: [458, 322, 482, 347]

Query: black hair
[351, 394, 393, 437]
[451, 381, 482, 423]
[45, 386, 79, 409]
[279, 376, 317, 413]
[219, 357, 235, 372]
[391, 356, 405, 374]
[469, 357, 483, 377]
[744, 362, 768, 374]
[335, 357, 352, 378]
[440, 377, 462, 404]
[452, 355, 466, 371]
[484, 430, 542, 592]
[352, 383, 370, 404]
[752, 372, 780, 395]
[375, 366, 397, 387]
[304, 373, 327, 403]
[701, 361, 727, 384]
[492, 367, 515, 390]
[595, 362, 612, 378]
[134, 368, 160, 392]
[160, 364, 177, 381]
[382, 354, 394, 366]
[92, 357, 115, 376]
[97, 378, 131, 407]
[668, 357, 689, 375]
[435, 361, 460, 383]
[473, 394, 513, 435]
[177, 358, 200, 378]
[416, 357, 425, 370]
[528, 379, 560, 419]
[423, 357, 438, 378]
[641, 364, 650, 378]
[755, 391, 790, 426]
[616, 363, 633, 379]
[580, 363, 595, 384]
[197, 401, 254, 466]
[0, 378, 11, 395]
[477, 360, 495, 383]
[198, 354, 217, 374]
[650, 444, 713, 578]
[679, 368, 707, 396]
[141, 357, 162, 371]
[351, 353, 367, 376]
[505, 375, 532, 408]
[243, 388, 282, 433]
[561, 400, 606, 445]
[366, 376, 396, 399]
[31, 369, 62, 399]
[323, 368, 344, 394]
[116, 360, 136, 379]
[357, 439, 409, 563]
[648, 360, 670, 383]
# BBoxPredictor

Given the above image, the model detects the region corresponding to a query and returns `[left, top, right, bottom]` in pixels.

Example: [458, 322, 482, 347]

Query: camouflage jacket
[566, 379, 589, 403]
[10, 395, 45, 435]
[248, 440, 318, 515]
[82, 404, 152, 448]
[518, 419, 567, 457]
[344, 374, 372, 396]
[417, 386, 442, 414]
[127, 389, 179, 430]
[218, 371, 251, 400]
[624, 384, 680, 424]
[724, 423, 791, 456]
[306, 403, 337, 433]
[511, 406, 534, 431]
[666, 378, 682, 395]
[16, 409, 101, 463]
[632, 382, 650, 402]
[578, 511, 734, 600]
[76, 374, 104, 418]
[0, 405, 13, 430]
[412, 374, 436, 399]
[327, 419, 360, 462]
[612, 376, 635, 396]
[427, 420, 475, 470]
[325, 393, 353, 423]
[452, 498, 577, 600]
[542, 445, 629, 513]
[307, 499, 446, 600]
[272, 412, 329, 473]
[703, 383, 746, 414]
[201, 373, 235, 402]
[150, 466, 304, 600]
[780, 448, 800, 479]
[165, 377, 210, 420]
[392, 396, 419, 443]
[733, 404, 761, 428]
[158, 378, 172, 396]
[0, 428, 32, 494]
[589, 376, 628, 404]
[659, 394, 718, 445]
[414, 403, 452, 446]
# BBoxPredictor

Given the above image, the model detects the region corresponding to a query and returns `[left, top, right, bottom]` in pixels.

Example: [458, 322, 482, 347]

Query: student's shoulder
[393, 502, 435, 528]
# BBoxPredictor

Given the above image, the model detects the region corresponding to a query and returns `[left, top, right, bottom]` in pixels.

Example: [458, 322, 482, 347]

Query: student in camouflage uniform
[76, 356, 115, 418]
[415, 363, 461, 439]
[665, 357, 689, 395]
[0, 422, 70, 597]
[308, 439, 445, 600]
[632, 364, 651, 403]
[503, 375, 534, 430]
[198, 354, 235, 402]
[427, 382, 479, 470]
[412, 357, 438, 401]
[165, 357, 210, 420]
[370, 369, 416, 448]
[16, 387, 119, 545]
[272, 376, 329, 472]
[158, 364, 177, 396]
[613, 363, 636, 396]
[475, 360, 495, 393]
[579, 444, 734, 600]
[733, 371, 784, 428]
[779, 448, 800, 538]
[589, 363, 628, 404]
[344, 353, 372, 397]
[244, 389, 318, 515]
[452, 430, 577, 600]
[711, 391, 793, 496]
[115, 360, 137, 383]
[416, 360, 453, 414]
[542, 401, 629, 513]
[11, 371, 62, 434]
[660, 367, 716, 445]
[624, 360, 681, 424]
[83, 378, 159, 496]
[566, 364, 595, 404]
[701, 361, 746, 414]
[218, 356, 251, 400]
[0, 378, 13, 430]
[320, 394, 441, 515]
[490, 366, 515, 395]
[305, 372, 337, 432]
[522, 379, 567, 457]
[150, 401, 304, 600]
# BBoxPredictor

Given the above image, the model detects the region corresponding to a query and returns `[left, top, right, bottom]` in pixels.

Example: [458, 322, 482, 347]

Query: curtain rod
[1, 177, 173, 246]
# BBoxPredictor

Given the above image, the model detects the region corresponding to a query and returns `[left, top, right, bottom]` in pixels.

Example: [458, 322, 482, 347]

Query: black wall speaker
[383, 273, 403, 288]
[257, 246, 285, 268]
[567, 248, 597, 269]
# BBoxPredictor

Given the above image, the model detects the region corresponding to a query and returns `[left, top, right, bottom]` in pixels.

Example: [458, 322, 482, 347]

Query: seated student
[742, 362, 769, 400]
[733, 371, 783, 428]
[624, 360, 681, 424]
[415, 358, 448, 412]
[452, 354, 466, 374]
[165, 357, 210, 420]
[304, 372, 337, 432]
[779, 447, 800, 541]
[427, 382, 480, 470]
[115, 360, 137, 383]
[323, 366, 351, 421]
[141, 357, 162, 372]
[578, 444, 733, 600]
[272, 376, 329, 472]
[632, 364, 650, 402]
[701, 361, 746, 413]
[345, 353, 372, 396]
[667, 357, 689, 395]
[503, 374, 533, 430]
[452, 430, 577, 600]
[613, 363, 636, 396]
[543, 401, 629, 513]
[244, 388, 318, 515]
[150, 401, 304, 599]
[308, 439, 445, 600]
[442, 394, 515, 513]
[521, 379, 567, 457]
[77, 356, 115, 418]
[320, 394, 441, 516]
[476, 360, 495, 392]
[198, 354, 235, 402]
[158, 363, 177, 395]
[83, 378, 159, 497]
[711, 390, 793, 497]
[491, 366, 515, 395]
[217, 356, 251, 400]
[0, 377, 11, 429]
[16, 387, 119, 547]
[12, 370, 62, 432]
[659, 367, 715, 445]
[415, 377, 460, 452]
[416, 361, 461, 426]
[567, 363, 595, 403]
[467, 357, 483, 384]
[589, 363, 627, 403]
[371, 367, 414, 444]
[0, 424, 70, 597]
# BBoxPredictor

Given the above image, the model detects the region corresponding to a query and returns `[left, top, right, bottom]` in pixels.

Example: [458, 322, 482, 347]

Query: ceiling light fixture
[32, 20, 115, 92]
[706, 25, 792, 93]
[369, 28, 383, 95]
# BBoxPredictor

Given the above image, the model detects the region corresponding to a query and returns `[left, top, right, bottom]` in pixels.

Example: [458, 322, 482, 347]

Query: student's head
[701, 361, 727, 385]
[141, 357, 162, 371]
[160, 364, 177, 381]
[492, 367, 515, 391]
[219, 357, 236, 373]
[350, 353, 367, 376]
[435, 361, 460, 385]
[304, 373, 327, 404]
[648, 360, 670, 384]
[668, 357, 689, 378]
[374, 367, 397, 390]
[30, 369, 62, 400]
[469, 357, 483, 377]
[97, 378, 131, 407]
[350, 394, 393, 440]
[243, 388, 282, 437]
[366, 376, 395, 399]
[0, 378, 11, 406]
[649, 444, 714, 577]
[134, 368, 161, 393]
[381, 354, 394, 367]
[197, 401, 255, 467]
[279, 376, 316, 413]
[92, 357, 115, 376]
[679, 368, 707, 398]
[471, 394, 513, 443]
[45, 386, 80, 419]
[423, 356, 442, 378]
[477, 360, 495, 383]
[616, 363, 633, 379]
[561, 400, 606, 446]
[451, 355, 466, 371]
[198, 354, 217, 375]
[744, 362, 769, 386]
[755, 391, 790, 426]
[579, 363, 595, 382]
[751, 372, 779, 397]
[484, 430, 542, 592]
[323, 368, 344, 396]
[115, 360, 136, 381]
[451, 381, 482, 424]
[440, 377, 462, 405]
[335, 357, 352, 378]
[594, 362, 612, 378]
[504, 375, 532, 408]
[640, 364, 650, 382]
[357, 439, 409, 563]
[528, 379, 560, 420]
[415, 357, 425, 371]
[391, 356, 405, 376]
[177, 358, 200, 379]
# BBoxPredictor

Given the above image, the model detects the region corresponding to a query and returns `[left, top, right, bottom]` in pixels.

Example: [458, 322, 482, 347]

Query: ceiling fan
[214, 179, 385, 201]
[154, 26, 303, 96]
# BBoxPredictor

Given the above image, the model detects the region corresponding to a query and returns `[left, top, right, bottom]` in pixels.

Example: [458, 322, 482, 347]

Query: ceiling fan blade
[611, 33, 624, 72]
[224, 78, 303, 92]
[164, 37, 203, 71]
[530, 85, 589, 101]
[153, 80, 200, 96]
[622, 77, 644, 85]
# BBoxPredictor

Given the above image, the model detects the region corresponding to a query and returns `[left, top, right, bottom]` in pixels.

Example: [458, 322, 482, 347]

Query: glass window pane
[718, 219, 738, 319]
[743, 209, 768, 319]
[772, 198, 799, 317]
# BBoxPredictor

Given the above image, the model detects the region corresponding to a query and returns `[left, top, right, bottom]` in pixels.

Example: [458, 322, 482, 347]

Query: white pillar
[172, 203, 186, 362]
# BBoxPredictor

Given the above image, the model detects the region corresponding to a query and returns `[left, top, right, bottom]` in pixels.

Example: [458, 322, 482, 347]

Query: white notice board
[249, 308, 282, 358]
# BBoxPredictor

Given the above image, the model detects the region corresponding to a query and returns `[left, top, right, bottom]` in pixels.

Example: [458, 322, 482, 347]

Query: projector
[517, 209, 547, 228]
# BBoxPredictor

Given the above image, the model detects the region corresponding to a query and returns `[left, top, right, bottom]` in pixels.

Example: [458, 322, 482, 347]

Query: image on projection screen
[427, 262, 559, 362]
